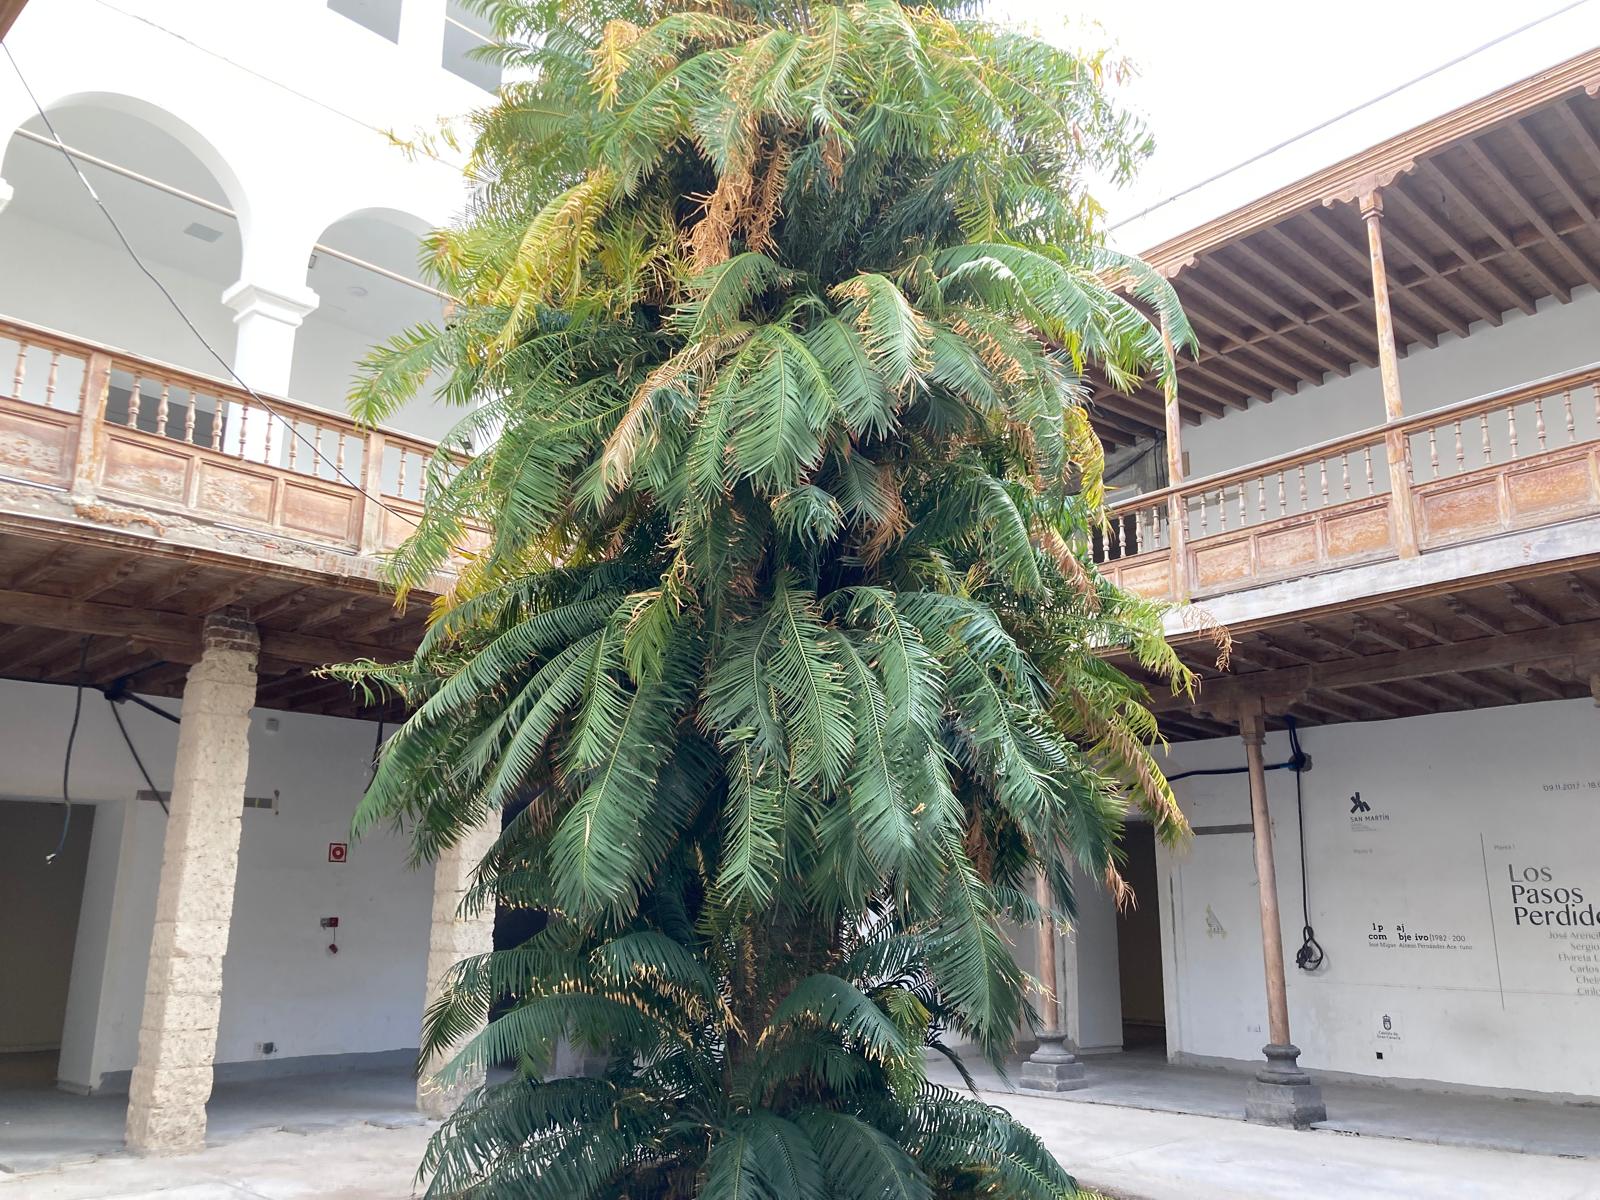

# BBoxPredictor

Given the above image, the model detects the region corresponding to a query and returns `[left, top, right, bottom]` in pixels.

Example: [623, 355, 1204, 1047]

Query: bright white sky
[989, 0, 1600, 251]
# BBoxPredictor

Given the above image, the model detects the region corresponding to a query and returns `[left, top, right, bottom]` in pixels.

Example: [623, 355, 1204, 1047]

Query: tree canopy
[338, 1, 1208, 1195]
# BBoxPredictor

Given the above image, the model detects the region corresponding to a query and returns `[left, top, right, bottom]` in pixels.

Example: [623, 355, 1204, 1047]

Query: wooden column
[357, 429, 387, 556]
[1359, 190, 1419, 558]
[1160, 316, 1189, 600]
[1019, 866, 1086, 1091]
[1240, 703, 1291, 1047]
[1238, 700, 1325, 1127]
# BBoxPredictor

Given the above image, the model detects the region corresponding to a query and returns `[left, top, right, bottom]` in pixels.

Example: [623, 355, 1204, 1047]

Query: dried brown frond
[686, 156, 754, 269]
[1104, 860, 1133, 911]
[589, 20, 643, 109]
[1038, 526, 1100, 613]
[744, 139, 791, 256]
[1179, 603, 1232, 671]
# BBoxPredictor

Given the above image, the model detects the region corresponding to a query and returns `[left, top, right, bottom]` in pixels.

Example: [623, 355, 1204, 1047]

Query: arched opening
[293, 207, 457, 451]
[0, 94, 245, 377]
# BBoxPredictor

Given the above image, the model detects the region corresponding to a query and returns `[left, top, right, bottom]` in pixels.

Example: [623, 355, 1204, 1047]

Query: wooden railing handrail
[1107, 359, 1600, 517]
[0, 313, 450, 456]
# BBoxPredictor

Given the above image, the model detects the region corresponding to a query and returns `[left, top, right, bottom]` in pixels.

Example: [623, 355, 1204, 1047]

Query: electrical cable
[45, 637, 92, 865]
[1, 42, 419, 534]
[107, 695, 170, 815]
[1286, 717, 1325, 972]
[1108, 0, 1594, 234]
[1164, 718, 1325, 970]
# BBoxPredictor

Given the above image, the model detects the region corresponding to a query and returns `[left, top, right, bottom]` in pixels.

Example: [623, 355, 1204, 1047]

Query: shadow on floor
[928, 1046, 1599, 1160]
[0, 1051, 426, 1174]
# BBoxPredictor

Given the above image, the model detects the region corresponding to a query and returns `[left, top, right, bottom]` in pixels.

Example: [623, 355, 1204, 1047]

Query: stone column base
[1019, 1034, 1088, 1093]
[1244, 1042, 1326, 1128]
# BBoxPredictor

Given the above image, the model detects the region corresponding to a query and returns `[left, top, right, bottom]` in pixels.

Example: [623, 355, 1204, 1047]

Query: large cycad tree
[341, 1, 1202, 1195]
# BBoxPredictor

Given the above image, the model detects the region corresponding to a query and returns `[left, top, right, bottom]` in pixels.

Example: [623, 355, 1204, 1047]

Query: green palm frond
[340, 2, 1205, 1195]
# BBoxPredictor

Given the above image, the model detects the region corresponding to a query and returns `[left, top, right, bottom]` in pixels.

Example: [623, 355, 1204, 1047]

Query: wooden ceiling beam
[1510, 122, 1598, 225]
[1203, 252, 1378, 370]
[1384, 179, 1535, 318]
[0, 588, 405, 668]
[1555, 97, 1600, 184]
[1182, 273, 1354, 382]
[1420, 158, 1572, 303]
[1184, 294, 1331, 385]
[1299, 208, 1472, 340]
[1363, 203, 1508, 329]
[1464, 137, 1600, 292]
[1498, 582, 1564, 627]
[1154, 615, 1600, 712]
[1263, 225, 1439, 350]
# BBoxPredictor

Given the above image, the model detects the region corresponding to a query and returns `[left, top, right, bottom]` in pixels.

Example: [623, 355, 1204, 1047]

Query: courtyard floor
[1, 1050, 1595, 1198]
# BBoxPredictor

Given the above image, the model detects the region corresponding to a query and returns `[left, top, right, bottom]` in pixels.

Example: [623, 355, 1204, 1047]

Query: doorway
[1116, 822, 1166, 1051]
[0, 799, 95, 1089]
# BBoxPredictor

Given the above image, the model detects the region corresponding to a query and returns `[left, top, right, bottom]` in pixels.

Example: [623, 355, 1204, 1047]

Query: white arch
[1, 89, 254, 239]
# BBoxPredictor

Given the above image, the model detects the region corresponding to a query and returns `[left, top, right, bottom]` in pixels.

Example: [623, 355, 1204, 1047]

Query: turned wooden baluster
[182, 389, 196, 445]
[335, 430, 348, 483]
[1340, 452, 1352, 501]
[1276, 470, 1287, 518]
[11, 338, 25, 399]
[263, 413, 275, 464]
[1218, 489, 1228, 531]
[237, 404, 249, 456]
[1480, 413, 1492, 466]
[155, 382, 171, 438]
[1507, 404, 1519, 459]
[1535, 396, 1547, 452]
[1363, 446, 1375, 496]
[127, 374, 142, 428]
[1563, 390, 1576, 443]
[288, 420, 299, 472]
[1237, 482, 1247, 527]
[211, 398, 224, 450]
[1256, 478, 1266, 523]
[1427, 427, 1439, 481]
[1198, 492, 1209, 536]
[1319, 460, 1329, 507]
[396, 446, 409, 499]
[44, 350, 59, 412]
[1453, 419, 1464, 473]
[1297, 464, 1308, 511]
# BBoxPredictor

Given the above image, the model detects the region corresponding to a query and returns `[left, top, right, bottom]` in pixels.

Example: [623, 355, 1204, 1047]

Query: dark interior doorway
[1116, 822, 1166, 1051]
[0, 799, 95, 1087]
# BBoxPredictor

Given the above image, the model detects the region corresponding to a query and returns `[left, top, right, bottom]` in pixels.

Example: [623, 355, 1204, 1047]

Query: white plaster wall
[1180, 286, 1600, 481]
[0, 0, 480, 442]
[0, 678, 431, 1091]
[1158, 698, 1600, 1098]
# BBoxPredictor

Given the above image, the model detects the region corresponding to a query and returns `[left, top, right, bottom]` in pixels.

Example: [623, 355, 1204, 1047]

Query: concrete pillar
[1239, 702, 1326, 1129]
[417, 813, 499, 1118]
[220, 281, 318, 462]
[125, 612, 258, 1156]
[1021, 868, 1087, 1091]
[398, 0, 449, 67]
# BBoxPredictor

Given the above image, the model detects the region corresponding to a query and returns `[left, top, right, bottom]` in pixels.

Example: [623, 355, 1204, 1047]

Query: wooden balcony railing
[1095, 363, 1600, 602]
[0, 316, 473, 565]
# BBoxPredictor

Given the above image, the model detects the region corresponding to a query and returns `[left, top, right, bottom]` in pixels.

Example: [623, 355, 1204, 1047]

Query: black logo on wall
[1349, 791, 1390, 825]
[1382, 1014, 1392, 1031]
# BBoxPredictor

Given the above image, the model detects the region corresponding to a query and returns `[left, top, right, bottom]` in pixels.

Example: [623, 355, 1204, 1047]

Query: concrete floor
[929, 1046, 1600, 1159]
[2, 1048, 1596, 1198]
[0, 1052, 426, 1175]
[6, 1086, 1599, 1200]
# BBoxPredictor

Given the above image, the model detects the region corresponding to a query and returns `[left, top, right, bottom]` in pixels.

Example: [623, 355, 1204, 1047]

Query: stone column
[125, 612, 258, 1156]
[220, 281, 318, 462]
[417, 813, 499, 1118]
[1239, 702, 1326, 1129]
[1020, 868, 1087, 1092]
